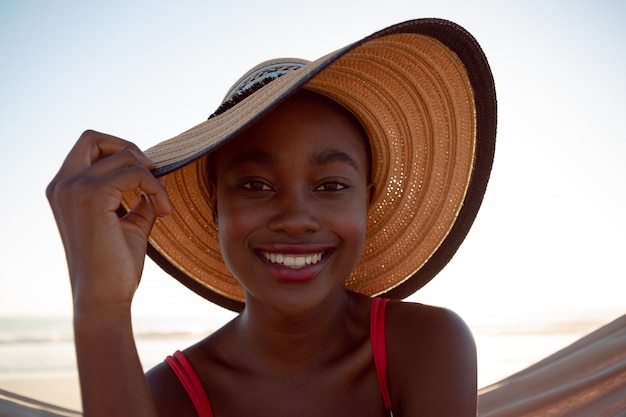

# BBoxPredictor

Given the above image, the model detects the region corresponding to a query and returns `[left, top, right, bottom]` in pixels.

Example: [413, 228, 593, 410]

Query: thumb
[122, 192, 163, 242]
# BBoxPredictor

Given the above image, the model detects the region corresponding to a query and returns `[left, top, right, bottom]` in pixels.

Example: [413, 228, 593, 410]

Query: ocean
[0, 313, 618, 389]
[0, 315, 226, 380]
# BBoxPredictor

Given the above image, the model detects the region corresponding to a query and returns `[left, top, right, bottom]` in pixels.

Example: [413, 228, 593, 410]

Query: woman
[47, 18, 496, 416]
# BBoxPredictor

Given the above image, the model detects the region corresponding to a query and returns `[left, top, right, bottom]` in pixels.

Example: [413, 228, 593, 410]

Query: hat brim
[123, 18, 496, 311]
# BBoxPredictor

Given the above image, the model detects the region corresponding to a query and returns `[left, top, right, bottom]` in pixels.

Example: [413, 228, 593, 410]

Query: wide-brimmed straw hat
[123, 18, 497, 311]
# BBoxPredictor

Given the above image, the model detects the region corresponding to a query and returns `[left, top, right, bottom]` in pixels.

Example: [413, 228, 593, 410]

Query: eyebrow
[226, 149, 360, 172]
[310, 149, 359, 171]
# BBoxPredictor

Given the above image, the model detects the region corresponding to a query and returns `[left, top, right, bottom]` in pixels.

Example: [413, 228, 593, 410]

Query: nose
[267, 188, 320, 237]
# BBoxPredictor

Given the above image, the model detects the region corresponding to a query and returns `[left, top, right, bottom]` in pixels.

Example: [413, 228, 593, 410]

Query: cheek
[216, 199, 254, 253]
[217, 215, 252, 286]
[326, 199, 369, 250]
[350, 208, 369, 251]
[351, 198, 371, 251]
[325, 204, 369, 284]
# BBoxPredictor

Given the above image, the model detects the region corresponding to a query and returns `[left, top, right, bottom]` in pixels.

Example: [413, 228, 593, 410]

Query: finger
[54, 130, 154, 180]
[48, 156, 170, 227]
[90, 158, 172, 218]
[102, 165, 172, 217]
[123, 193, 159, 238]
[79, 148, 154, 180]
[156, 174, 167, 188]
[150, 175, 171, 216]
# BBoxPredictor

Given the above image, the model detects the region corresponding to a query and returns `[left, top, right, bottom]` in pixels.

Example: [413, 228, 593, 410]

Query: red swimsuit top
[165, 297, 392, 416]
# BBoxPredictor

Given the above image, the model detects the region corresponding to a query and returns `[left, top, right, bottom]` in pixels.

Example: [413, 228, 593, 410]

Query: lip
[255, 244, 334, 282]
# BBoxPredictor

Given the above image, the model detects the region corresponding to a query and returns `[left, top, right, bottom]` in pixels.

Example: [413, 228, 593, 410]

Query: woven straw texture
[122, 19, 496, 310]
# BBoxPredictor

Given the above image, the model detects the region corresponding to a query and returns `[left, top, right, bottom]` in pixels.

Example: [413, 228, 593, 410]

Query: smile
[261, 251, 324, 270]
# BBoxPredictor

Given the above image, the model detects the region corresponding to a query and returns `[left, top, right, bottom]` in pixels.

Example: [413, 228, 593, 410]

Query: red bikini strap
[165, 350, 214, 417]
[371, 297, 392, 410]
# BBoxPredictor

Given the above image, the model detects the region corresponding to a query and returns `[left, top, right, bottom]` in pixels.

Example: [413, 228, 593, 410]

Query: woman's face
[212, 90, 374, 312]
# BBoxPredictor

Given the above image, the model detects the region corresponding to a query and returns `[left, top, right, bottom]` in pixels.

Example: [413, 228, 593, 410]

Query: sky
[0, 0, 625, 331]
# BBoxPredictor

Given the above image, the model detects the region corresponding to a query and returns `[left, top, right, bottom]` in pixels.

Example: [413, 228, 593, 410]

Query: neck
[235, 291, 356, 379]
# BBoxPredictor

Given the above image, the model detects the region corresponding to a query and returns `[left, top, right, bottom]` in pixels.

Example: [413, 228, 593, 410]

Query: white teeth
[262, 252, 323, 269]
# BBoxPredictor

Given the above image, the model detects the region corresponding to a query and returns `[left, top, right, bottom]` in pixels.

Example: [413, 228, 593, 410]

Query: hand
[47, 130, 172, 313]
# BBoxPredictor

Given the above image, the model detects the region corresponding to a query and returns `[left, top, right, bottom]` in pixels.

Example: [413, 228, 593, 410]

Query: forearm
[47, 131, 170, 416]
[74, 305, 158, 417]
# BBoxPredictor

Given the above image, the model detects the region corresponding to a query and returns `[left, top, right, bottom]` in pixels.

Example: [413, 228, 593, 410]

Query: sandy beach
[0, 377, 81, 412]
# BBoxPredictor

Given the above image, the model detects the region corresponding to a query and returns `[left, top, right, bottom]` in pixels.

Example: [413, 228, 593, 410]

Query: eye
[242, 180, 273, 191]
[314, 181, 348, 192]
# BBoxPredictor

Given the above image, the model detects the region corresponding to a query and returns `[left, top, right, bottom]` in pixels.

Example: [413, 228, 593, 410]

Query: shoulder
[144, 324, 238, 417]
[385, 301, 477, 416]
[385, 301, 476, 371]
[145, 358, 199, 417]
[386, 300, 474, 346]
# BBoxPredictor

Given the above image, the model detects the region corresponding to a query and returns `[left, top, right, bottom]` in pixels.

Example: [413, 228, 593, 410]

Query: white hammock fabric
[478, 314, 626, 416]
